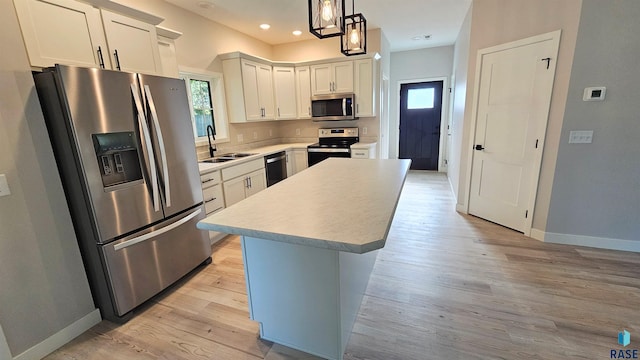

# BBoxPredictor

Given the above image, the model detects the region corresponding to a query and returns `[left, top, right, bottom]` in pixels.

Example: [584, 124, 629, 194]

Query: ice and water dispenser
[92, 132, 143, 188]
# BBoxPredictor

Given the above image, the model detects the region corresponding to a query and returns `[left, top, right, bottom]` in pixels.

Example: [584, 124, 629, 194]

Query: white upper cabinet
[310, 61, 353, 95]
[13, 0, 165, 74]
[240, 59, 275, 121]
[13, 0, 109, 69]
[223, 57, 276, 123]
[273, 66, 297, 120]
[354, 58, 376, 117]
[295, 66, 312, 118]
[101, 10, 162, 74]
[156, 26, 182, 78]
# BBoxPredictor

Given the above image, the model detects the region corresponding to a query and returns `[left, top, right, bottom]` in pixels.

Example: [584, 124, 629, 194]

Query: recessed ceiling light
[260, 24, 271, 30]
[292, 30, 302, 36]
[197, 1, 215, 9]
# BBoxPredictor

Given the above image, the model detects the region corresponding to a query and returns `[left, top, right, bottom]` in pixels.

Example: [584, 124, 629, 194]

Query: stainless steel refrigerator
[34, 65, 211, 322]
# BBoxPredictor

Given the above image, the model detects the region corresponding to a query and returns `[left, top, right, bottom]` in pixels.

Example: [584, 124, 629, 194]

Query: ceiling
[165, 0, 472, 52]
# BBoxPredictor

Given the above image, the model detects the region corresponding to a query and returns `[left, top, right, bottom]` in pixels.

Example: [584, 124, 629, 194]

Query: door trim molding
[462, 30, 562, 236]
[395, 77, 449, 172]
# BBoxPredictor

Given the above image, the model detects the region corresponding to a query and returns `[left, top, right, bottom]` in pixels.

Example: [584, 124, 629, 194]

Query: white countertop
[198, 142, 311, 174]
[350, 142, 377, 150]
[197, 158, 411, 253]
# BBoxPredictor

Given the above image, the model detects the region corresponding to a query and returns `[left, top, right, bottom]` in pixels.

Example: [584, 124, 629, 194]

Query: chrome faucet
[206, 125, 216, 158]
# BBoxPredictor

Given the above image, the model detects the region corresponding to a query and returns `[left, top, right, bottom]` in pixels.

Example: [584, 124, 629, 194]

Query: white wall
[448, 6, 472, 201]
[388, 46, 454, 159]
[1, 1, 96, 356]
[457, 0, 582, 234]
[545, 0, 640, 245]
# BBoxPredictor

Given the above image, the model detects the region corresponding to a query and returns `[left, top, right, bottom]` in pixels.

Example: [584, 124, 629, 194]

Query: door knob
[475, 144, 485, 151]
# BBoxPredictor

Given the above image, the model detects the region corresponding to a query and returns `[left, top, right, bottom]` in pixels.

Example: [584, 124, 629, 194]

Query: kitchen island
[197, 158, 411, 360]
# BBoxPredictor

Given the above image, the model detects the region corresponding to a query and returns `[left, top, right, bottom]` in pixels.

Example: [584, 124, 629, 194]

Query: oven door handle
[307, 148, 351, 153]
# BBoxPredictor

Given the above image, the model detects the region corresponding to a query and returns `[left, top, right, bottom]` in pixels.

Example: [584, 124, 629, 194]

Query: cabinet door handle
[278, 107, 280, 117]
[113, 49, 121, 71]
[205, 197, 217, 203]
[248, 176, 252, 188]
[202, 178, 214, 183]
[308, 106, 311, 116]
[97, 46, 105, 69]
[356, 103, 359, 113]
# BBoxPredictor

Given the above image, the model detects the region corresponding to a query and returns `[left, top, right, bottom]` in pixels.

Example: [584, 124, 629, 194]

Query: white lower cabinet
[293, 149, 308, 173]
[285, 150, 294, 177]
[200, 170, 226, 244]
[351, 143, 377, 159]
[222, 159, 267, 207]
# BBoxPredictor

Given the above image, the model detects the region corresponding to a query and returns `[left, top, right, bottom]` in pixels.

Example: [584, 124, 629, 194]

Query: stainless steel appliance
[264, 151, 287, 187]
[307, 128, 359, 166]
[311, 93, 357, 121]
[34, 65, 211, 323]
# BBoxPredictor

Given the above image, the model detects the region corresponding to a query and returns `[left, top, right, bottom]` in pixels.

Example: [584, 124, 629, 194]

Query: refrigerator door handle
[144, 85, 171, 207]
[114, 208, 202, 251]
[131, 84, 160, 212]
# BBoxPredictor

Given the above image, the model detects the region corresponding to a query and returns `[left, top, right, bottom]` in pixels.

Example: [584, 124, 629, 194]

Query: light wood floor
[46, 171, 640, 359]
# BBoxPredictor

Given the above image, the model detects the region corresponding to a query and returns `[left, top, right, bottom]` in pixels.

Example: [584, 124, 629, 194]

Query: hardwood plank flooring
[45, 171, 640, 359]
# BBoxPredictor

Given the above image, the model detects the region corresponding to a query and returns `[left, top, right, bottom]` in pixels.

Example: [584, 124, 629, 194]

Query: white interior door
[468, 31, 560, 234]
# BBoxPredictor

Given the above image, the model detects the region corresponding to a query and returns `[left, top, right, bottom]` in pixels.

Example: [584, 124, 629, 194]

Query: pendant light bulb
[321, 0, 334, 22]
[349, 26, 360, 45]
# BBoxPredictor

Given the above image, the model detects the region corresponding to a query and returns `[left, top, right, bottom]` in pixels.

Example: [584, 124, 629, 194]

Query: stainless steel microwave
[310, 93, 357, 121]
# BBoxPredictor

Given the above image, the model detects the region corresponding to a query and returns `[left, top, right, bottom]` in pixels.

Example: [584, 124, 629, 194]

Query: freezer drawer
[101, 206, 211, 316]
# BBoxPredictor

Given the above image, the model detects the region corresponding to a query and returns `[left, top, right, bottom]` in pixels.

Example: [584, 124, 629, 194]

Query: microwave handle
[342, 98, 347, 116]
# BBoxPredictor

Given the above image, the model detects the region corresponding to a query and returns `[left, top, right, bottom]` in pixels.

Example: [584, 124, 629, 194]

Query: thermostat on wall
[583, 86, 606, 101]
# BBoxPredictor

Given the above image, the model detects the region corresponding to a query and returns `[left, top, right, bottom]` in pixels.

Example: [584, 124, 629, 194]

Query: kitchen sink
[200, 153, 258, 164]
[217, 152, 258, 158]
[201, 158, 234, 163]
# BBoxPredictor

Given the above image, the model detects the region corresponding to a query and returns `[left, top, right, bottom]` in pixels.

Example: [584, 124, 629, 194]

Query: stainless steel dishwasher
[264, 151, 287, 187]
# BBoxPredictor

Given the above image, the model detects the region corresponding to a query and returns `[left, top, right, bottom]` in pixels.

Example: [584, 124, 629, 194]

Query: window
[407, 88, 434, 109]
[180, 70, 229, 144]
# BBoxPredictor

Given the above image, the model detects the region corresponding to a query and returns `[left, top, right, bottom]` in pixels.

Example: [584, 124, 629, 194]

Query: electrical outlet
[0, 174, 11, 197]
[296, 128, 301, 136]
[253, 131, 258, 139]
[363, 127, 368, 135]
[568, 130, 593, 144]
[237, 134, 244, 143]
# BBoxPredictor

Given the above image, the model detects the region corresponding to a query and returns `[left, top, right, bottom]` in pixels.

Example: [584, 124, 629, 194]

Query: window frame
[179, 68, 229, 145]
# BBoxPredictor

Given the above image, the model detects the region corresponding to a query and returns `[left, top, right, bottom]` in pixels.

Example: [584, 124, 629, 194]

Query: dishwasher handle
[265, 154, 286, 164]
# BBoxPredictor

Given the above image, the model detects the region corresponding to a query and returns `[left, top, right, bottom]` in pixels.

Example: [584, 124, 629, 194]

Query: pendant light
[341, 0, 366, 56]
[308, 0, 345, 38]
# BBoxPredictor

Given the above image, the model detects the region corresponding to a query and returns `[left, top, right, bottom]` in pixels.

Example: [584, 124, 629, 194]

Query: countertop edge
[196, 222, 383, 254]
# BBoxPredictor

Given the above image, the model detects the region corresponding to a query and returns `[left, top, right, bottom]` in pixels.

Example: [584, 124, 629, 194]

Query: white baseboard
[455, 203, 467, 213]
[1, 324, 11, 360]
[544, 232, 640, 253]
[530, 228, 545, 241]
[13, 309, 101, 360]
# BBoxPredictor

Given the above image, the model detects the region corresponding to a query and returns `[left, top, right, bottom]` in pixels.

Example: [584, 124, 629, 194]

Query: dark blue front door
[399, 81, 443, 170]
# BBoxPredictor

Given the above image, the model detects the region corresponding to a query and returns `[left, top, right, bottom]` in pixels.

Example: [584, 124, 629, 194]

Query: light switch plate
[0, 174, 11, 197]
[569, 130, 594, 144]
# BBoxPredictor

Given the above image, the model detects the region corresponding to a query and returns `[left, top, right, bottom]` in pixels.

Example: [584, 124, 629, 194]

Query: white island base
[241, 235, 378, 360]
